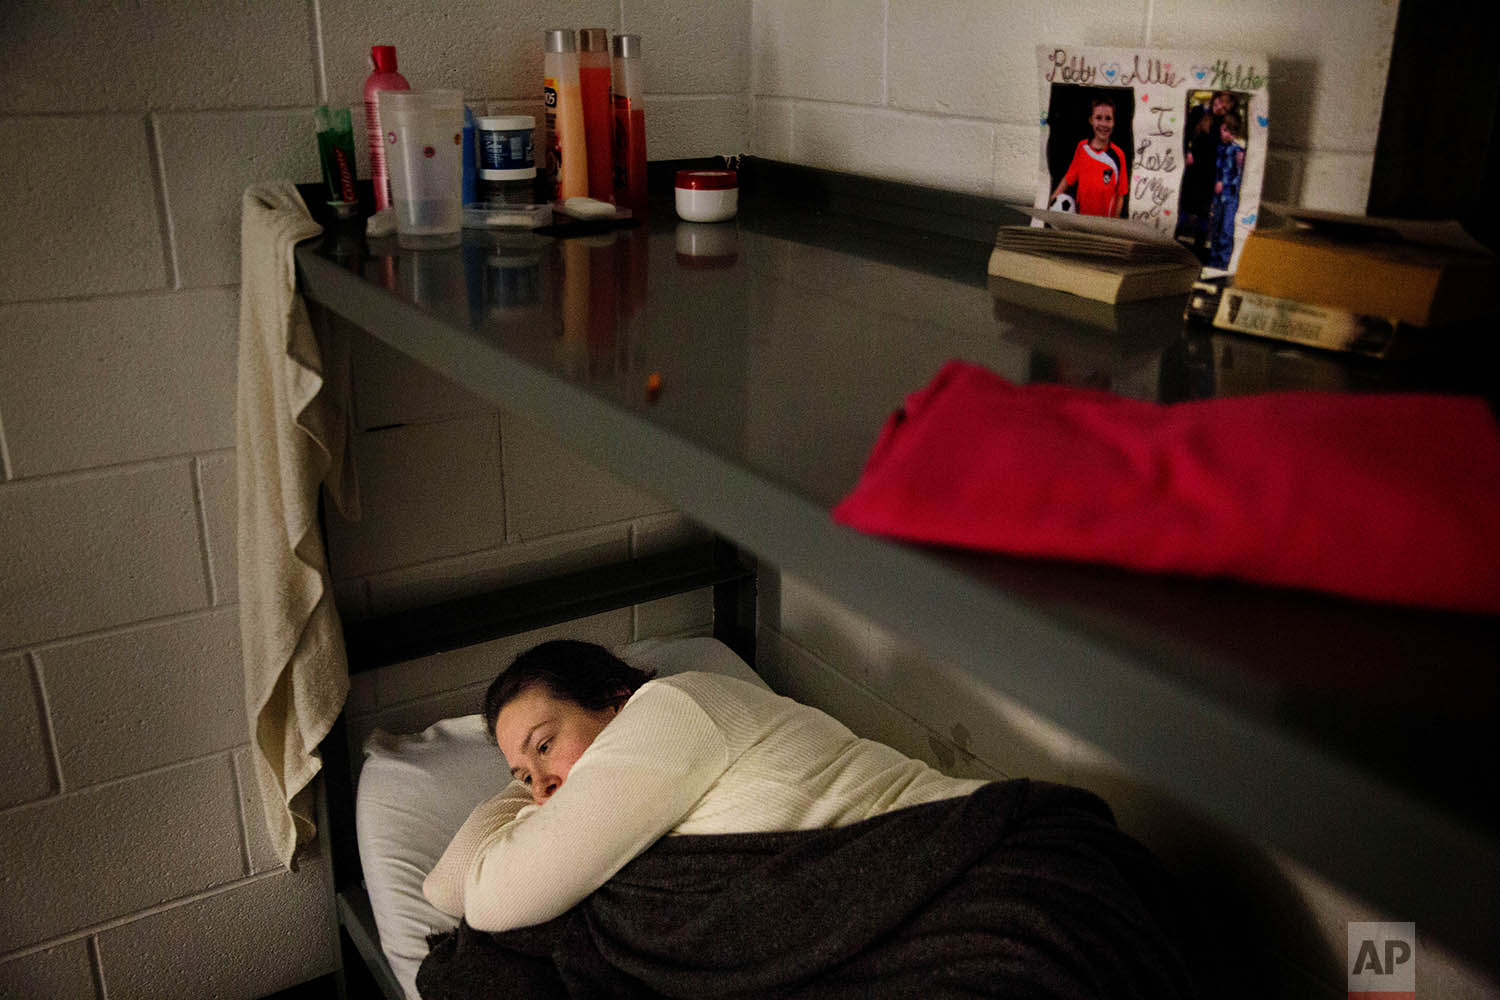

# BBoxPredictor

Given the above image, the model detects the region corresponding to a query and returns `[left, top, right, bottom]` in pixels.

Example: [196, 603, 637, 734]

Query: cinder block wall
[0, 2, 748, 997]
[746, 0, 1396, 212]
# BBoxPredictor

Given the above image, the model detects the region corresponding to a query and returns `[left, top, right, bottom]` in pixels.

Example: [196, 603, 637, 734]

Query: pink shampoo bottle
[364, 45, 411, 211]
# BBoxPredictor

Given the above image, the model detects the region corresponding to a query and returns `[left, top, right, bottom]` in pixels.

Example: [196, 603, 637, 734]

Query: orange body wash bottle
[543, 28, 589, 202]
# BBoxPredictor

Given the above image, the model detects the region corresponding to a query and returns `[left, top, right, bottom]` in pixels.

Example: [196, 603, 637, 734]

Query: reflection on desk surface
[312, 202, 1497, 513]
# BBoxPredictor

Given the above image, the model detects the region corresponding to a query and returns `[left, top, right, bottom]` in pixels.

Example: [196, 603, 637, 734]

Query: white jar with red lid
[674, 168, 738, 222]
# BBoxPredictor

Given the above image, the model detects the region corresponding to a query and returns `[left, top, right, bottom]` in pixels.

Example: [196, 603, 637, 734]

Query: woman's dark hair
[481, 640, 656, 742]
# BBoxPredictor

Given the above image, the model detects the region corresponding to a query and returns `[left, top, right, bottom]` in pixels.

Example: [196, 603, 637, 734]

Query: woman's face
[495, 684, 621, 805]
[1090, 104, 1114, 144]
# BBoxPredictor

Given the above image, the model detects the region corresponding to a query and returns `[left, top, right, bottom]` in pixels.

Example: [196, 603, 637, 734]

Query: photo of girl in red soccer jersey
[1045, 86, 1133, 219]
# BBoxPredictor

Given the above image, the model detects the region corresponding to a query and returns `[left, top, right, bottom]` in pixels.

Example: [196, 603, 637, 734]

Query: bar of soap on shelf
[559, 196, 629, 220]
[366, 207, 397, 237]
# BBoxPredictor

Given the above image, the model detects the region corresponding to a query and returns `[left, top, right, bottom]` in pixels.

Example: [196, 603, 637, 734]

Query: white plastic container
[675, 169, 738, 222]
[381, 89, 465, 248]
[461, 202, 551, 229]
[476, 115, 536, 181]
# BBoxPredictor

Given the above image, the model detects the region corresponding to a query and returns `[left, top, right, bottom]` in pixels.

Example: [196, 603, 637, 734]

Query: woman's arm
[424, 780, 536, 916]
[460, 683, 730, 932]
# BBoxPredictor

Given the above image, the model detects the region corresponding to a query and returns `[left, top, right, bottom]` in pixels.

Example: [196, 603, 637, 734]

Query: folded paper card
[832, 360, 1500, 615]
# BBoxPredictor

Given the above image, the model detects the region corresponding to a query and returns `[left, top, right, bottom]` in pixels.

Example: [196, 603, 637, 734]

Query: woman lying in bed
[421, 639, 1197, 999]
[423, 639, 988, 930]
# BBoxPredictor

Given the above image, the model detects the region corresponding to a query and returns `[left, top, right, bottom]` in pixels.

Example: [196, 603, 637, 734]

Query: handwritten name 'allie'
[1120, 56, 1181, 87]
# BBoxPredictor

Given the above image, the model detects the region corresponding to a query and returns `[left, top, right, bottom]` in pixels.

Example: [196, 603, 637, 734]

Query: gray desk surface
[295, 161, 1499, 965]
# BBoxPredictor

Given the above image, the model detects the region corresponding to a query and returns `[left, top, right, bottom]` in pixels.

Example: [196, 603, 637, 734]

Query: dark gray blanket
[417, 779, 1198, 999]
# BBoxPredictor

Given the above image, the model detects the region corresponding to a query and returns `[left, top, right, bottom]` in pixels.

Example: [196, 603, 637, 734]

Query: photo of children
[1210, 112, 1245, 268]
[1177, 90, 1248, 267]
[1034, 47, 1269, 274]
[1045, 86, 1133, 219]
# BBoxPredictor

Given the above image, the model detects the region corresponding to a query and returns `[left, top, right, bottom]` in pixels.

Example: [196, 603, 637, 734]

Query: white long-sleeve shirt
[422, 671, 986, 932]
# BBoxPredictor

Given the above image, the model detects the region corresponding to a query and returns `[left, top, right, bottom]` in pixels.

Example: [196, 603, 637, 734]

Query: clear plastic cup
[380, 89, 465, 248]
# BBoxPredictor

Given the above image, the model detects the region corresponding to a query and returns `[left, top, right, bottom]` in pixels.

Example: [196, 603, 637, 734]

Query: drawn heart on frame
[1239, 211, 1258, 226]
[1191, 66, 1209, 82]
[1256, 114, 1269, 128]
[1102, 62, 1120, 82]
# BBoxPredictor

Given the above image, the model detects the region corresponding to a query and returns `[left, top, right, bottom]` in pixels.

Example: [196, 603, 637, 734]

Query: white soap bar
[561, 196, 618, 219]
[366, 207, 397, 237]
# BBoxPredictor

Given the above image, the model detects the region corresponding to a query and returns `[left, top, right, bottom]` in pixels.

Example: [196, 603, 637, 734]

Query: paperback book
[988, 245, 1200, 304]
[1233, 204, 1496, 328]
[1185, 278, 1399, 358]
[990, 208, 1200, 303]
[1006, 206, 1202, 265]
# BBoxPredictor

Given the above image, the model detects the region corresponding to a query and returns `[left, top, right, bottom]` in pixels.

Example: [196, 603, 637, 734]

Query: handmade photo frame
[1036, 46, 1270, 272]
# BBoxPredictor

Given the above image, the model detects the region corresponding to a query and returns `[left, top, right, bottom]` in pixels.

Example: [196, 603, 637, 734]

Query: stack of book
[1193, 205, 1497, 358]
[988, 274, 1184, 366]
[987, 208, 1202, 305]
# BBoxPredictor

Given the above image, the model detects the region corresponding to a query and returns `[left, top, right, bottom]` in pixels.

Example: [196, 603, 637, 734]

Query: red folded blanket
[832, 360, 1500, 615]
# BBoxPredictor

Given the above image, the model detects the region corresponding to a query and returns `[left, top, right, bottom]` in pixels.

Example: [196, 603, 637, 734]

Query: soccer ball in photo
[1050, 192, 1076, 213]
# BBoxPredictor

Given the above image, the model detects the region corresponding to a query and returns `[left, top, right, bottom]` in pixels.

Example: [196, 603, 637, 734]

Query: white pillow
[355, 636, 765, 1000]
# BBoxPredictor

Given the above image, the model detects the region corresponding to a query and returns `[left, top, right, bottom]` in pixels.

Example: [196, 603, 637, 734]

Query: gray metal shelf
[296, 164, 1498, 968]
